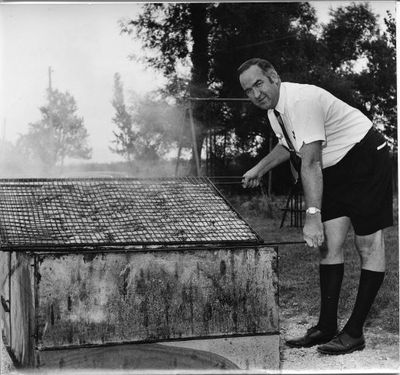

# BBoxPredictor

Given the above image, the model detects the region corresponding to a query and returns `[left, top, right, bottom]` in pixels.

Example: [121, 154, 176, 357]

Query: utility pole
[48, 66, 56, 172]
[48, 66, 54, 127]
[2, 118, 6, 145]
[48, 66, 53, 94]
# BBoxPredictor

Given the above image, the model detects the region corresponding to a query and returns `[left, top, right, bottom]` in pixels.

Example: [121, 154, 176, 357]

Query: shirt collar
[272, 83, 286, 115]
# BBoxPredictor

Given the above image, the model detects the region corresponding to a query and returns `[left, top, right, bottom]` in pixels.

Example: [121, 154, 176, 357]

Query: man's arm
[299, 141, 324, 248]
[242, 143, 290, 188]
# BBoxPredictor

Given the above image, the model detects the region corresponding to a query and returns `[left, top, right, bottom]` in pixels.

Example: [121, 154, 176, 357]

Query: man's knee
[319, 217, 350, 264]
[319, 242, 344, 264]
[355, 230, 385, 271]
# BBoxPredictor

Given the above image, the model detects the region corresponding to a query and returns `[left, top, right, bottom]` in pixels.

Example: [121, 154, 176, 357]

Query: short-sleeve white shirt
[267, 82, 372, 169]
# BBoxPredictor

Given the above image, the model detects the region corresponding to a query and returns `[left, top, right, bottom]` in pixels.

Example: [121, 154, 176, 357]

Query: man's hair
[237, 58, 276, 76]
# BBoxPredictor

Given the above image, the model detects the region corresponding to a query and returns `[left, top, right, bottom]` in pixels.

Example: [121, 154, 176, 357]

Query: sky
[0, 1, 396, 164]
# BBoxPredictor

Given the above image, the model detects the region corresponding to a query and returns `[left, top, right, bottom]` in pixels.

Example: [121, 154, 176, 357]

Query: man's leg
[318, 230, 385, 355]
[343, 230, 385, 336]
[286, 217, 350, 348]
[316, 217, 351, 332]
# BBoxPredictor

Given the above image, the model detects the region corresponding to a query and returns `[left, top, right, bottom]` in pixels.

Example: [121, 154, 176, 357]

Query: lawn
[229, 192, 399, 336]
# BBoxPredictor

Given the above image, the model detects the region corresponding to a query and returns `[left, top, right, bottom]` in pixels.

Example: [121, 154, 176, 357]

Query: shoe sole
[317, 343, 365, 355]
[286, 337, 335, 349]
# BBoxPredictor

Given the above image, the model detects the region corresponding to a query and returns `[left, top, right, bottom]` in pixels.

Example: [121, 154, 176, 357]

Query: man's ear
[268, 70, 279, 85]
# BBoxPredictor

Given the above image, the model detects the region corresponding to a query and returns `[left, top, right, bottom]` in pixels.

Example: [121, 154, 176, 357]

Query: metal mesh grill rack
[0, 177, 263, 250]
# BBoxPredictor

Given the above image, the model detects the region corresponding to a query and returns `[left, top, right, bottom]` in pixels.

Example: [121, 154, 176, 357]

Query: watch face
[307, 207, 320, 214]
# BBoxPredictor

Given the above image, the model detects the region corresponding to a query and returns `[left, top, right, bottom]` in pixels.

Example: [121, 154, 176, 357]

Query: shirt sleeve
[293, 97, 327, 146]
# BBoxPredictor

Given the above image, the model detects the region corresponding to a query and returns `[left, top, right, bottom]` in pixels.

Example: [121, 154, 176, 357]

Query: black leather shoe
[286, 326, 338, 348]
[317, 331, 365, 355]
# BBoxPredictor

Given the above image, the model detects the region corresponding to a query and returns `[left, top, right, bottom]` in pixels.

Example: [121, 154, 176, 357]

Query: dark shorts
[321, 127, 393, 236]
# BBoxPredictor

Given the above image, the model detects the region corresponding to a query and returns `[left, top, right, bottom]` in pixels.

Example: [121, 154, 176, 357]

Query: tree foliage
[129, 95, 183, 161]
[111, 72, 183, 163]
[119, 2, 396, 177]
[322, 3, 378, 69]
[18, 89, 91, 171]
[353, 11, 397, 146]
[121, 4, 192, 78]
[120, 3, 319, 165]
[110, 73, 137, 161]
[316, 4, 396, 147]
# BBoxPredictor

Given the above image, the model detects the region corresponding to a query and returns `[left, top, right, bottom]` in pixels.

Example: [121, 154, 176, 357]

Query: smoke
[0, 135, 192, 179]
[0, 142, 188, 179]
[0, 139, 49, 178]
[0, 94, 197, 179]
[61, 159, 188, 178]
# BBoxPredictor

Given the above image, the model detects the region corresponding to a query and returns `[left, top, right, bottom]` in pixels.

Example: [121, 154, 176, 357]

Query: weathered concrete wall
[36, 246, 278, 348]
[0, 251, 10, 347]
[2, 252, 36, 367]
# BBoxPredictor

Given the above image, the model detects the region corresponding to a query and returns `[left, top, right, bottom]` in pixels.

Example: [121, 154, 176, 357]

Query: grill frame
[0, 177, 264, 251]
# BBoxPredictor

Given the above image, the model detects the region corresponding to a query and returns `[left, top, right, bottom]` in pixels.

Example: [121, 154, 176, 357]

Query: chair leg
[280, 185, 295, 228]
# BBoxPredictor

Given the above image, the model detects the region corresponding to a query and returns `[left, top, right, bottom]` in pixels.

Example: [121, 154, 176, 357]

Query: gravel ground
[3, 318, 398, 374]
[1, 309, 398, 374]
[280, 311, 400, 372]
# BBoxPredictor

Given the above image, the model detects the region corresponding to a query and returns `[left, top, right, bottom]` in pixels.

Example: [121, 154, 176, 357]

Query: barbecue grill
[0, 177, 278, 370]
[0, 177, 262, 250]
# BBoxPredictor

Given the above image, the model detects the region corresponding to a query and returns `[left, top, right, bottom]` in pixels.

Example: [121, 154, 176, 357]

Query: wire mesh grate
[0, 177, 262, 250]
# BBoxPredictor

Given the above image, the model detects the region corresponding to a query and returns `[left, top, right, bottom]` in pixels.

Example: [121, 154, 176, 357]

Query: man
[239, 58, 393, 355]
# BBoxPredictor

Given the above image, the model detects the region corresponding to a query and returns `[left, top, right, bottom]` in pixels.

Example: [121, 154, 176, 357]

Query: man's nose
[253, 87, 261, 98]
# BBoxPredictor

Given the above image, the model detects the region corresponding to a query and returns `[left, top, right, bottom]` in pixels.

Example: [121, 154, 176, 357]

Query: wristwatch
[306, 207, 321, 215]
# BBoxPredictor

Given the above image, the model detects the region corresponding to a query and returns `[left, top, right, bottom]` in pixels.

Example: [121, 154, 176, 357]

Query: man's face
[239, 65, 280, 110]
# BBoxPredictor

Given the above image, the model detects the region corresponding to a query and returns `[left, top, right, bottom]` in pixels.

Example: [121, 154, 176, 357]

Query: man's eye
[255, 80, 263, 87]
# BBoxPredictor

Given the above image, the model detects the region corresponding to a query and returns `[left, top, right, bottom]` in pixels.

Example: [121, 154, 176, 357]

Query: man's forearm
[298, 141, 324, 248]
[242, 143, 290, 188]
[301, 161, 323, 208]
[301, 160, 324, 248]
[256, 144, 290, 175]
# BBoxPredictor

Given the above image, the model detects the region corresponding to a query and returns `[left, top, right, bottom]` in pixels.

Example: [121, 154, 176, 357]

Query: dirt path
[280, 311, 399, 372]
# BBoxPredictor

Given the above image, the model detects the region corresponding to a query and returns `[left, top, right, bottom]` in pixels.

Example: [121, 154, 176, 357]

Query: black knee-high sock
[344, 269, 385, 338]
[317, 263, 344, 333]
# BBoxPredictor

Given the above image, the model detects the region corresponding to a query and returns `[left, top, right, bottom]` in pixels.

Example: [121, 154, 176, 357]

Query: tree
[320, 4, 396, 148]
[206, 2, 321, 152]
[111, 72, 184, 163]
[18, 88, 91, 171]
[110, 72, 137, 162]
[122, 3, 211, 173]
[322, 2, 379, 70]
[120, 2, 396, 181]
[120, 3, 318, 173]
[353, 11, 397, 146]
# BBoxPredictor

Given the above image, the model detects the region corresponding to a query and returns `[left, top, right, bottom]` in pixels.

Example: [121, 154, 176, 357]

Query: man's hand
[242, 166, 263, 188]
[303, 214, 324, 248]
[242, 144, 291, 188]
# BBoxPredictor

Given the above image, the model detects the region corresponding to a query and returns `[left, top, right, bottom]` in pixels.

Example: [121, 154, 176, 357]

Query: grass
[229, 192, 399, 335]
